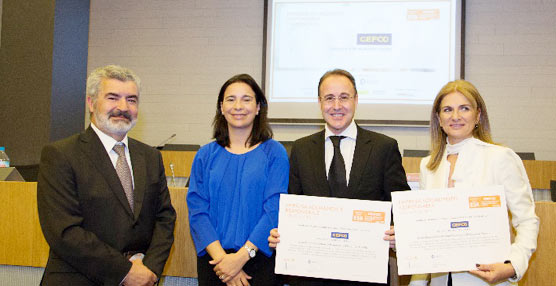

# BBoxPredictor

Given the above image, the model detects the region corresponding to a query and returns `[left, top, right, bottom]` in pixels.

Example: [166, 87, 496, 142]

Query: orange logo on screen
[352, 210, 385, 223]
[469, 196, 501, 208]
[407, 9, 440, 21]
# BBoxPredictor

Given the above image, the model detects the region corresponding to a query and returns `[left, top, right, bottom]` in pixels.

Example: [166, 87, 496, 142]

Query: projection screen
[264, 0, 464, 125]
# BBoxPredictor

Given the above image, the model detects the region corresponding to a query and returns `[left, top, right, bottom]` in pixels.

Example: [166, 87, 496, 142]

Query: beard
[93, 108, 137, 138]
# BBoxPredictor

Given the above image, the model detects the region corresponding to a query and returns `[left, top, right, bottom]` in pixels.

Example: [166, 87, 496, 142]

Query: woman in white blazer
[410, 80, 539, 286]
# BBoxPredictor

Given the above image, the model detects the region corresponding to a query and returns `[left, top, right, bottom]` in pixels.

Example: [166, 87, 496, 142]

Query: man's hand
[122, 259, 157, 286]
[268, 228, 280, 249]
[211, 251, 250, 283]
[470, 262, 516, 284]
[383, 226, 396, 249]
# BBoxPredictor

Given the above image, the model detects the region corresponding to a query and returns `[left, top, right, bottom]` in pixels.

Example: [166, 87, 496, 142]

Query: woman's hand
[383, 226, 396, 249]
[268, 228, 280, 248]
[225, 270, 252, 286]
[211, 251, 250, 283]
[469, 262, 516, 284]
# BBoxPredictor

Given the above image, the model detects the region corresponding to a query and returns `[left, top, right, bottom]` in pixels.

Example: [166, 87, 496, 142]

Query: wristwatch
[244, 245, 256, 259]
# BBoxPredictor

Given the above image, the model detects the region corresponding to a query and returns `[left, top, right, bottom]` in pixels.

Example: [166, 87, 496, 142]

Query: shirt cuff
[120, 253, 146, 285]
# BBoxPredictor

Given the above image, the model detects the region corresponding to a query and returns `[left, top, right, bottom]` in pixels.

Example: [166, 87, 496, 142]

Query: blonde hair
[427, 80, 494, 171]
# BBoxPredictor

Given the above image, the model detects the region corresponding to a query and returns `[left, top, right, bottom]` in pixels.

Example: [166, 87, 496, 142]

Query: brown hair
[212, 74, 272, 147]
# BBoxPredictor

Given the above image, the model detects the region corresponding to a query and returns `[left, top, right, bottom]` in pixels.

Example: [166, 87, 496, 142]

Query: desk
[519, 201, 556, 286]
[161, 150, 556, 189]
[0, 182, 48, 267]
[2, 153, 555, 284]
[402, 157, 556, 189]
[0, 182, 197, 278]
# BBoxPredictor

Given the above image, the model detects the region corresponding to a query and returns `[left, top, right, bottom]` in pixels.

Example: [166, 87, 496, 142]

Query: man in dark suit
[37, 65, 176, 286]
[270, 69, 410, 286]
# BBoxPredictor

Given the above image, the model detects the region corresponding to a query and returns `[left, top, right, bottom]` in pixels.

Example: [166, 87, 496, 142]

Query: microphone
[155, 134, 176, 149]
[169, 163, 176, 187]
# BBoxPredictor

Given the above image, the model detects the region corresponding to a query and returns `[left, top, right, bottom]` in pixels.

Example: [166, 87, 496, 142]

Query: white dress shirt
[91, 123, 143, 284]
[324, 120, 357, 185]
[90, 123, 135, 188]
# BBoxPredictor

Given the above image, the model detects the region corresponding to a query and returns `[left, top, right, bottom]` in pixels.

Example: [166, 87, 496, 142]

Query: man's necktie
[328, 136, 348, 196]
[113, 144, 134, 212]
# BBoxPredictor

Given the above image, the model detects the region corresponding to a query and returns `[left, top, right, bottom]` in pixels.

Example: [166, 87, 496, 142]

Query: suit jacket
[287, 125, 410, 286]
[37, 126, 176, 285]
[289, 125, 409, 200]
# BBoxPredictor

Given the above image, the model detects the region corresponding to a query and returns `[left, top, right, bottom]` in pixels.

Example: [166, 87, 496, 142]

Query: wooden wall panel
[522, 160, 556, 190]
[519, 202, 556, 286]
[160, 151, 196, 178]
[163, 187, 197, 277]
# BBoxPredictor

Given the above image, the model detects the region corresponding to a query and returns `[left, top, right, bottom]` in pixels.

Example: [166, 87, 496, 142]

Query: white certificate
[275, 194, 392, 283]
[392, 185, 511, 275]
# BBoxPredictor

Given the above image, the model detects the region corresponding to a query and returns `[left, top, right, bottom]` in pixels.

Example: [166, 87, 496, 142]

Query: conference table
[0, 150, 554, 286]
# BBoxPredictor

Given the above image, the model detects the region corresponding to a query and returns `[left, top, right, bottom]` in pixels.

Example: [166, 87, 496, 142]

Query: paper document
[275, 194, 392, 283]
[392, 185, 511, 275]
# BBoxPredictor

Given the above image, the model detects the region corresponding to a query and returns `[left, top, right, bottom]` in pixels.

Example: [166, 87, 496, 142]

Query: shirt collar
[90, 122, 129, 153]
[325, 120, 357, 140]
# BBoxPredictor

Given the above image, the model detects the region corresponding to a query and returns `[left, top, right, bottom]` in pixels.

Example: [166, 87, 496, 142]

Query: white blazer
[410, 138, 539, 286]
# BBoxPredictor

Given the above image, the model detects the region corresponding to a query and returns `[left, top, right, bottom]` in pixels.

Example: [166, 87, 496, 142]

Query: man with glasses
[271, 69, 409, 286]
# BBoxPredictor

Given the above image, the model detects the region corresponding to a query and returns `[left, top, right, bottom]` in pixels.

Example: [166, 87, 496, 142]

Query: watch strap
[244, 245, 256, 258]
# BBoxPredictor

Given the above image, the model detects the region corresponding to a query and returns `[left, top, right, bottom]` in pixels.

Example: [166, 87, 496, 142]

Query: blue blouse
[187, 139, 289, 257]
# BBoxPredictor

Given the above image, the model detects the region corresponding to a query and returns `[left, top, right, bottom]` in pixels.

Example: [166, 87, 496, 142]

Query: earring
[475, 123, 479, 129]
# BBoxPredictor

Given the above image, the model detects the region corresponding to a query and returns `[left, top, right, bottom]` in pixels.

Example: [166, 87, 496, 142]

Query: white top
[90, 123, 135, 188]
[324, 120, 357, 184]
[411, 138, 539, 286]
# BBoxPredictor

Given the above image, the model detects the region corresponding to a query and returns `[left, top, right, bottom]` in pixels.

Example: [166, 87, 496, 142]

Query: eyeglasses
[320, 94, 354, 104]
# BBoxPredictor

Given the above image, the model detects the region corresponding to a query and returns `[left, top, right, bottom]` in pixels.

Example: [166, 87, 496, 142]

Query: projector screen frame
[262, 0, 466, 127]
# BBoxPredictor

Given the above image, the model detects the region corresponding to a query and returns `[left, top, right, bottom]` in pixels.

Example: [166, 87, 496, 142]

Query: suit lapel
[348, 126, 373, 193]
[310, 131, 332, 196]
[80, 126, 134, 217]
[129, 139, 146, 221]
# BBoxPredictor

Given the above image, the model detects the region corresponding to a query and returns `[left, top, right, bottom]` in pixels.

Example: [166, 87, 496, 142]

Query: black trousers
[284, 263, 390, 286]
[197, 250, 279, 286]
[285, 276, 389, 286]
[284, 266, 390, 286]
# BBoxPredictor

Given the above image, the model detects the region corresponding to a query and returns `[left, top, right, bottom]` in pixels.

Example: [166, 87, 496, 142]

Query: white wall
[87, 0, 556, 160]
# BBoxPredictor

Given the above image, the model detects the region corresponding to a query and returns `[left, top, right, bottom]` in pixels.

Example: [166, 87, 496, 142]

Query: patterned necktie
[113, 144, 134, 212]
[328, 136, 348, 196]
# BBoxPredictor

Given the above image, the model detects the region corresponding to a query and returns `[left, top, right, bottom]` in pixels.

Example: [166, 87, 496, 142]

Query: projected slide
[265, 0, 462, 121]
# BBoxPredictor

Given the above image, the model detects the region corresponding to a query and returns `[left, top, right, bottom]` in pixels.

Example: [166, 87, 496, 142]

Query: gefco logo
[331, 232, 349, 239]
[451, 221, 469, 229]
[357, 33, 392, 45]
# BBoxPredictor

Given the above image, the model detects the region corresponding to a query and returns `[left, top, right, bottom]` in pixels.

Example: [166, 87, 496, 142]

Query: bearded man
[37, 65, 176, 286]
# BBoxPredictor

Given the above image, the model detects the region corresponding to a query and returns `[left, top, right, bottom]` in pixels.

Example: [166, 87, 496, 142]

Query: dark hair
[317, 69, 358, 97]
[212, 74, 273, 147]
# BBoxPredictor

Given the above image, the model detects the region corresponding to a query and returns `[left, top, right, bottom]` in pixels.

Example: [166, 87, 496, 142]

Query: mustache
[108, 110, 132, 121]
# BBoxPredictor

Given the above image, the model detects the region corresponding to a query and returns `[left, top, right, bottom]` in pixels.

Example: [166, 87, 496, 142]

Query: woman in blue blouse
[187, 74, 289, 286]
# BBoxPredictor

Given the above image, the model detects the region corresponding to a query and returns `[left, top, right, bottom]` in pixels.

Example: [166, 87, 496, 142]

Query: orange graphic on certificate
[469, 195, 501, 208]
[353, 210, 386, 223]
